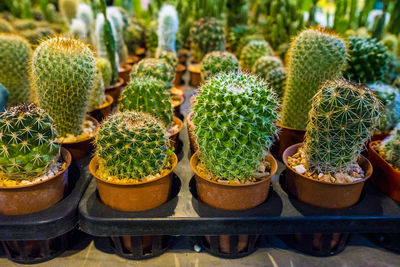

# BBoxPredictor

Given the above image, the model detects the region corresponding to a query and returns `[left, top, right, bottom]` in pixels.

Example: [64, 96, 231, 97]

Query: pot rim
[274, 122, 306, 133]
[172, 94, 184, 107]
[170, 116, 183, 136]
[369, 140, 400, 174]
[176, 64, 186, 72]
[90, 153, 178, 187]
[190, 151, 277, 187]
[105, 77, 124, 91]
[188, 64, 201, 73]
[118, 63, 132, 73]
[92, 94, 113, 111]
[0, 147, 71, 189]
[135, 47, 146, 55]
[283, 143, 372, 186]
[57, 115, 99, 144]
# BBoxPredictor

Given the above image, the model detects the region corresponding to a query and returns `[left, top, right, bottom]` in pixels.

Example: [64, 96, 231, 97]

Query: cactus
[157, 4, 179, 54]
[0, 83, 9, 112]
[379, 124, 400, 170]
[124, 18, 144, 55]
[130, 58, 175, 84]
[0, 18, 14, 33]
[59, 0, 78, 25]
[0, 104, 60, 180]
[345, 37, 390, 84]
[228, 24, 257, 54]
[20, 27, 55, 45]
[69, 18, 88, 42]
[107, 7, 128, 63]
[189, 17, 225, 62]
[88, 62, 106, 112]
[96, 57, 112, 88]
[119, 77, 173, 127]
[31, 37, 96, 137]
[12, 19, 37, 31]
[266, 67, 286, 98]
[280, 29, 347, 130]
[303, 79, 381, 174]
[94, 111, 170, 180]
[145, 21, 158, 58]
[76, 3, 94, 44]
[193, 72, 279, 181]
[157, 50, 178, 69]
[240, 40, 273, 70]
[226, 0, 248, 29]
[200, 51, 239, 82]
[235, 34, 265, 58]
[0, 33, 31, 105]
[382, 34, 398, 56]
[252, 56, 283, 80]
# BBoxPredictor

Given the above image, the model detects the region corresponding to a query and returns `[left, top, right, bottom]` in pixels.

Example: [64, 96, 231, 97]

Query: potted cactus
[0, 104, 71, 215]
[283, 79, 381, 209]
[30, 36, 98, 160]
[252, 56, 283, 79]
[200, 51, 239, 82]
[124, 18, 144, 65]
[89, 111, 177, 211]
[266, 67, 287, 99]
[157, 50, 185, 89]
[239, 40, 273, 71]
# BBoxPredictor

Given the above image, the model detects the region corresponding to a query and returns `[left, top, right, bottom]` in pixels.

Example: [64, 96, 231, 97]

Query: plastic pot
[105, 77, 124, 106]
[126, 55, 139, 66]
[89, 95, 113, 123]
[188, 64, 201, 87]
[271, 123, 305, 160]
[172, 94, 184, 119]
[118, 63, 132, 85]
[173, 64, 186, 86]
[169, 117, 183, 152]
[186, 112, 198, 153]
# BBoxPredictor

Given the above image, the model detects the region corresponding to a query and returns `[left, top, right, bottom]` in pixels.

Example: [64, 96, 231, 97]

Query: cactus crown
[31, 36, 96, 137]
[252, 56, 283, 80]
[95, 111, 170, 180]
[193, 72, 279, 181]
[379, 124, 400, 170]
[0, 104, 60, 180]
[157, 4, 179, 53]
[266, 67, 286, 98]
[200, 51, 239, 82]
[119, 77, 173, 127]
[240, 40, 273, 70]
[280, 28, 348, 130]
[130, 58, 175, 84]
[303, 79, 381, 174]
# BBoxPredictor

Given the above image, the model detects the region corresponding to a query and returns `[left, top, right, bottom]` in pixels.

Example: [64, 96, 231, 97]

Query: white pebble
[194, 244, 202, 252]
[318, 173, 323, 178]
[293, 165, 306, 174]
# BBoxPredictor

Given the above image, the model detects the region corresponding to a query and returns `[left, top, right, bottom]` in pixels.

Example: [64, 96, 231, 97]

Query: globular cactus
[189, 17, 225, 62]
[157, 50, 178, 69]
[0, 83, 9, 112]
[88, 62, 106, 112]
[345, 37, 390, 84]
[145, 21, 158, 58]
[119, 77, 173, 127]
[240, 40, 273, 70]
[107, 7, 128, 63]
[20, 27, 55, 45]
[94, 111, 170, 180]
[193, 72, 279, 181]
[379, 124, 400, 170]
[200, 51, 239, 82]
[31, 37, 96, 137]
[69, 18, 88, 42]
[280, 29, 347, 130]
[0, 33, 31, 105]
[382, 34, 398, 55]
[124, 18, 144, 55]
[303, 79, 381, 174]
[96, 57, 112, 88]
[266, 67, 286, 98]
[235, 34, 264, 58]
[12, 19, 37, 31]
[0, 18, 15, 33]
[0, 104, 60, 180]
[130, 58, 175, 84]
[59, 0, 78, 25]
[228, 24, 257, 54]
[252, 56, 283, 80]
[157, 4, 179, 54]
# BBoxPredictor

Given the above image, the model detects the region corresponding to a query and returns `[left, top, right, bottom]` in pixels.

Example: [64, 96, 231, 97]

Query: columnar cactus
[31, 37, 96, 137]
[189, 17, 225, 62]
[252, 56, 283, 80]
[379, 124, 400, 170]
[266, 67, 286, 98]
[96, 57, 112, 88]
[69, 18, 88, 42]
[0, 19, 14, 33]
[193, 72, 279, 181]
[88, 65, 106, 112]
[119, 77, 173, 127]
[345, 37, 390, 84]
[94, 111, 170, 180]
[280, 29, 347, 130]
[59, 0, 78, 24]
[0, 33, 31, 105]
[240, 40, 273, 70]
[157, 50, 178, 69]
[200, 51, 239, 81]
[107, 7, 128, 63]
[303, 79, 381, 174]
[157, 4, 179, 53]
[0, 104, 60, 180]
[124, 18, 144, 55]
[76, 3, 94, 44]
[130, 58, 175, 84]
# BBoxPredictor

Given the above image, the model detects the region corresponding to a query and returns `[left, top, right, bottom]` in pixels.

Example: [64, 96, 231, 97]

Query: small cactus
[266, 67, 286, 98]
[130, 58, 175, 84]
[157, 4, 179, 53]
[88, 60, 106, 112]
[200, 51, 239, 82]
[69, 18, 88, 42]
[379, 124, 400, 170]
[252, 56, 283, 80]
[157, 50, 178, 69]
[0, 18, 15, 33]
[228, 24, 257, 54]
[107, 7, 128, 63]
[240, 40, 273, 70]
[145, 21, 158, 58]
[124, 18, 144, 55]
[59, 0, 78, 24]
[96, 57, 112, 88]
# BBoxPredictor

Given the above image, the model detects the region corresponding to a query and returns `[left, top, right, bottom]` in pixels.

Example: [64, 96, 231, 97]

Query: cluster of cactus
[200, 51, 239, 82]
[193, 72, 279, 181]
[119, 77, 173, 127]
[124, 18, 144, 55]
[280, 28, 348, 130]
[240, 40, 273, 70]
[157, 50, 178, 69]
[31, 36, 96, 137]
[88, 59, 107, 112]
[0, 18, 15, 33]
[0, 83, 9, 112]
[252, 56, 283, 80]
[130, 58, 175, 84]
[59, 0, 78, 25]
[145, 21, 159, 58]
[303, 79, 381, 174]
[107, 7, 128, 63]
[189, 17, 225, 62]
[266, 67, 287, 98]
[157, 4, 179, 54]
[96, 57, 112, 88]
[0, 104, 60, 180]
[345, 37, 390, 84]
[0, 33, 31, 105]
[94, 111, 170, 180]
[379, 124, 400, 170]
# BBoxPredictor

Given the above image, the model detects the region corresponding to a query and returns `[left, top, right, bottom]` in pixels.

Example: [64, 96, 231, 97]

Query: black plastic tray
[0, 157, 92, 241]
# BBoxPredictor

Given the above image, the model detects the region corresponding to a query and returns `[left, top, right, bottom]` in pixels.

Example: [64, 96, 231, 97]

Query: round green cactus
[59, 0, 78, 24]
[0, 33, 31, 106]
[94, 111, 170, 180]
[130, 58, 175, 84]
[96, 57, 112, 88]
[124, 18, 144, 55]
[345, 37, 390, 84]
[252, 56, 283, 80]
[235, 34, 265, 58]
[200, 51, 239, 82]
[379, 124, 400, 170]
[0, 18, 15, 33]
[303, 79, 381, 174]
[119, 77, 173, 127]
[31, 37, 96, 137]
[157, 50, 178, 69]
[266, 67, 286, 98]
[145, 21, 158, 58]
[193, 72, 279, 181]
[240, 40, 273, 70]
[88, 65, 106, 112]
[0, 104, 60, 180]
[228, 25, 257, 54]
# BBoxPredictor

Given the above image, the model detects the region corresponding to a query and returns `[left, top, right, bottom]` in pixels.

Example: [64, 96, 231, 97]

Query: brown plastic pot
[187, 112, 198, 153]
[0, 148, 71, 215]
[190, 151, 278, 210]
[272, 123, 305, 160]
[136, 47, 146, 59]
[105, 77, 124, 106]
[171, 86, 184, 98]
[169, 116, 183, 151]
[90, 153, 178, 211]
[177, 48, 189, 65]
[368, 141, 400, 201]
[126, 55, 139, 66]
[171, 94, 184, 118]
[59, 115, 99, 160]
[173, 64, 186, 86]
[188, 64, 201, 87]
[283, 143, 373, 209]
[118, 63, 132, 85]
[89, 94, 113, 122]
[205, 235, 251, 253]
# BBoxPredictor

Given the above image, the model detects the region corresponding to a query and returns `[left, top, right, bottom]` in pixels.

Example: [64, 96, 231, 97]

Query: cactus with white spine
[107, 7, 128, 64]
[130, 58, 175, 85]
[76, 3, 94, 44]
[157, 4, 179, 54]
[157, 50, 178, 69]
[69, 18, 88, 42]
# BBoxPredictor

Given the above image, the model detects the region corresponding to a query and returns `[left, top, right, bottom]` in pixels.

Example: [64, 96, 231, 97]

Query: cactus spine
[266, 67, 286, 98]
[240, 40, 273, 70]
[200, 51, 239, 82]
[157, 4, 179, 54]
[252, 56, 283, 80]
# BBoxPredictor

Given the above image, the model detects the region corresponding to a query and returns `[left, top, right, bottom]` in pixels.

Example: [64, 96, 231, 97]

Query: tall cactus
[157, 4, 179, 54]
[76, 3, 94, 44]
[107, 7, 128, 64]
[88, 60, 107, 112]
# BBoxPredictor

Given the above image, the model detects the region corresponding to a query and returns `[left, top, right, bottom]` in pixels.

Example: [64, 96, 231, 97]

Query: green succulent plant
[59, 0, 78, 24]
[157, 4, 179, 53]
[379, 124, 400, 170]
[107, 7, 128, 63]
[266, 67, 286, 98]
[382, 34, 398, 55]
[228, 24, 257, 54]
[157, 50, 178, 69]
[239, 40, 273, 70]
[145, 21, 158, 58]
[96, 57, 112, 88]
[124, 18, 144, 55]
[252, 56, 283, 80]
[235, 34, 264, 58]
[0, 18, 15, 33]
[130, 58, 175, 84]
[88, 65, 106, 112]
[200, 51, 239, 82]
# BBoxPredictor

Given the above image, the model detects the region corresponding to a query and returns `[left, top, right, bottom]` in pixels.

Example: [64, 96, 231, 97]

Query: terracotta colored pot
[126, 55, 139, 66]
[178, 49, 189, 65]
[283, 143, 373, 209]
[118, 63, 132, 85]
[136, 47, 146, 59]
[368, 141, 400, 201]
[371, 132, 390, 142]
[187, 112, 198, 153]
[188, 64, 201, 87]
[105, 77, 124, 105]
[171, 94, 184, 118]
[271, 123, 305, 160]
[89, 94, 113, 122]
[59, 115, 99, 160]
[205, 235, 250, 253]
[169, 116, 183, 151]
[190, 151, 278, 210]
[0, 148, 71, 215]
[171, 86, 185, 98]
[173, 64, 186, 86]
[90, 153, 178, 211]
